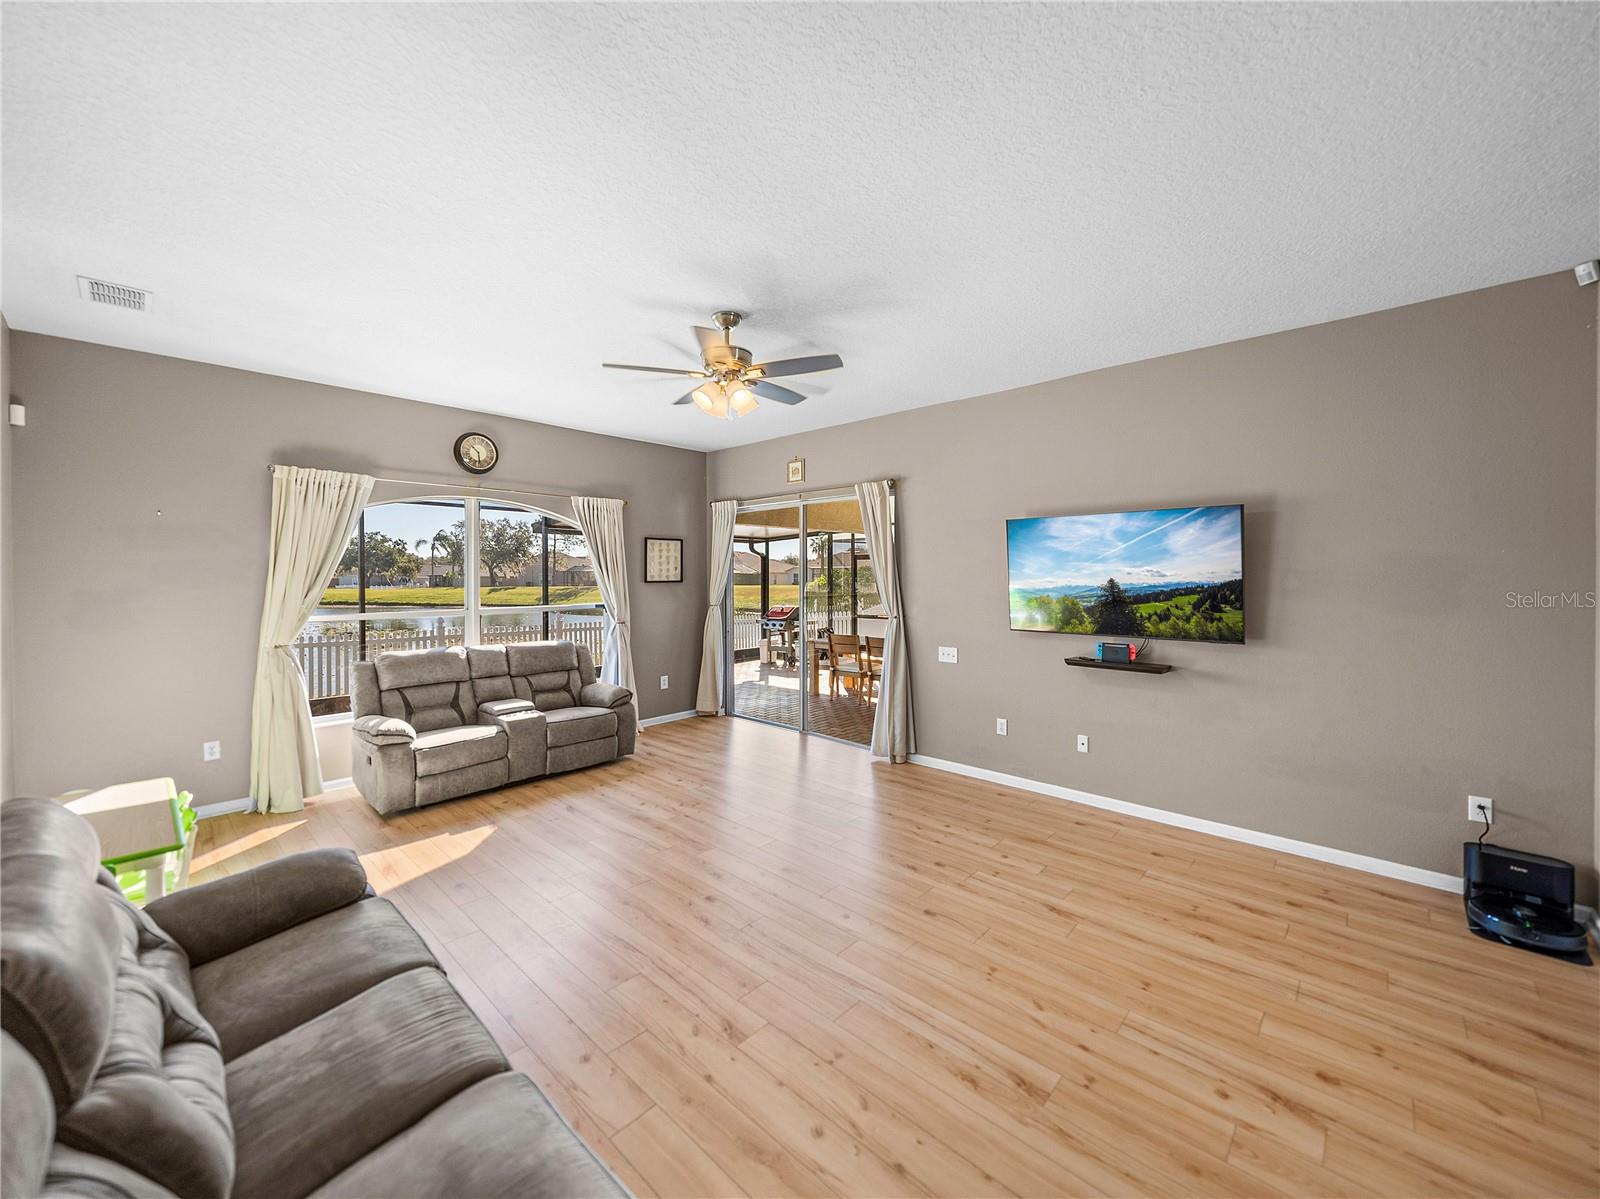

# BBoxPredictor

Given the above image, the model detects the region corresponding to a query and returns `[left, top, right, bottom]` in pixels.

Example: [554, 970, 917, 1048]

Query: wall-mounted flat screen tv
[1007, 504, 1244, 643]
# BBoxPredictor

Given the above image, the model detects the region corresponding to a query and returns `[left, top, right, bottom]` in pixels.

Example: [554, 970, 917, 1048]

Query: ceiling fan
[602, 311, 842, 419]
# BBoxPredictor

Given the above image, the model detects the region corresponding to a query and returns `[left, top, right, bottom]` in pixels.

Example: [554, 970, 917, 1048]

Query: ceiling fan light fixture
[691, 381, 725, 415]
[606, 312, 842, 420]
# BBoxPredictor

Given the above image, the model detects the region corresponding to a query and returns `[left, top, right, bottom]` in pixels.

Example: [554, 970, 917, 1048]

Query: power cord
[1475, 800, 1493, 847]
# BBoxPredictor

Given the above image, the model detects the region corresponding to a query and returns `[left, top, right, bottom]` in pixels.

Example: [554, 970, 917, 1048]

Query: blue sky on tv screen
[1007, 506, 1242, 594]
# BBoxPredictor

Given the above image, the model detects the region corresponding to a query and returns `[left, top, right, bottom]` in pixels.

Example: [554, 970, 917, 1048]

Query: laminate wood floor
[194, 717, 1600, 1198]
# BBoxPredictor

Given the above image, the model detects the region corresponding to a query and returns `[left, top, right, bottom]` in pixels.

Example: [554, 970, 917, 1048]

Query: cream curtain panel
[856, 479, 915, 762]
[250, 466, 374, 813]
[696, 500, 738, 715]
[571, 496, 638, 733]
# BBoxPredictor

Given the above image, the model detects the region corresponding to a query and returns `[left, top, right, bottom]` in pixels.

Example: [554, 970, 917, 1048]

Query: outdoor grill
[761, 605, 800, 667]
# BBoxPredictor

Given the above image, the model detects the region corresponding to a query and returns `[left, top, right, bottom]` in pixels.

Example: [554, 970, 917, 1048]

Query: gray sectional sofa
[0, 796, 626, 1199]
[352, 641, 636, 815]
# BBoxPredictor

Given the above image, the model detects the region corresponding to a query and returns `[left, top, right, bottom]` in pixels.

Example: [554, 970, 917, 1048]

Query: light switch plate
[659, 674, 670, 690]
[938, 646, 958, 663]
[996, 718, 1007, 736]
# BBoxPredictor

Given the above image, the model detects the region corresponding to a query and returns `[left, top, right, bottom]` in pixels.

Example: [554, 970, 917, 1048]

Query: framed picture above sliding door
[727, 491, 889, 747]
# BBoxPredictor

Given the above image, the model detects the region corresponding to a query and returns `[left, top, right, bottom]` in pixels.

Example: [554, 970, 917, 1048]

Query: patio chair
[827, 632, 877, 703]
[865, 636, 885, 702]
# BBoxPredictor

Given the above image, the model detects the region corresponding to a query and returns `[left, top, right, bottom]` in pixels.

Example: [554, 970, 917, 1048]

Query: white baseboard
[193, 797, 254, 820]
[641, 709, 698, 728]
[318, 776, 354, 792]
[907, 753, 1462, 893]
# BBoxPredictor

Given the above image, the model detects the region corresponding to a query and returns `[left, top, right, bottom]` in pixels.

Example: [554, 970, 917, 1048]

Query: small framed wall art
[787, 456, 806, 484]
[644, 537, 683, 583]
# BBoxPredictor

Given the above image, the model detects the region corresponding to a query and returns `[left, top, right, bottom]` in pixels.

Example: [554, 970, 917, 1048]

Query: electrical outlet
[1469, 795, 1494, 824]
[202, 740, 221, 762]
[1076, 734, 1089, 754]
[938, 646, 958, 663]
[995, 718, 1007, 736]
[659, 674, 669, 690]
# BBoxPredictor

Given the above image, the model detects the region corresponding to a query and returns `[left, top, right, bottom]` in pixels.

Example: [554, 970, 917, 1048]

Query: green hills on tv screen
[1007, 505, 1245, 644]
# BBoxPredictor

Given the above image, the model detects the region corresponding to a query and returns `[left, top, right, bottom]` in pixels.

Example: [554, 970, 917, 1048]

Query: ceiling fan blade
[751, 353, 843, 379]
[601, 362, 707, 377]
[751, 380, 807, 405]
[671, 390, 697, 405]
[692, 326, 722, 357]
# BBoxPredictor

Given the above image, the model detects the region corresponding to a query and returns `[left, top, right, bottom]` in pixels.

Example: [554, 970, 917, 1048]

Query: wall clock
[453, 432, 498, 475]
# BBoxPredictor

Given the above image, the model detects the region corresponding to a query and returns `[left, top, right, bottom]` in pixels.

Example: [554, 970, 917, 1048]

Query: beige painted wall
[710, 272, 1599, 899]
[0, 315, 13, 800]
[7, 334, 708, 803]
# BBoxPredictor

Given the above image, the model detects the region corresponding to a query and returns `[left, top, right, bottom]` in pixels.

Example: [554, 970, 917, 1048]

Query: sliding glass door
[729, 507, 804, 730]
[728, 494, 883, 746]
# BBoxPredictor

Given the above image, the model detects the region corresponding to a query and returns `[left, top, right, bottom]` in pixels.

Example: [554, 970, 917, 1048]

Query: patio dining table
[807, 637, 881, 697]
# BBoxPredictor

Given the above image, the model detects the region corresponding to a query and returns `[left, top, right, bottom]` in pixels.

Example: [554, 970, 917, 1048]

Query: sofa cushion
[412, 724, 508, 777]
[381, 680, 476, 733]
[373, 646, 470, 689]
[506, 642, 582, 710]
[472, 674, 515, 702]
[191, 897, 437, 1060]
[544, 706, 619, 748]
[374, 648, 477, 731]
[56, 900, 233, 1199]
[466, 645, 510, 679]
[467, 646, 516, 703]
[42, 1146, 179, 1199]
[227, 968, 507, 1199]
[146, 848, 368, 968]
[308, 1073, 626, 1199]
[506, 641, 578, 676]
[2, 1031, 55, 1199]
[0, 799, 124, 1108]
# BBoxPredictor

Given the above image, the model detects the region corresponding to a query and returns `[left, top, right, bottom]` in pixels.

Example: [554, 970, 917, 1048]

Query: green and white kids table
[60, 778, 197, 903]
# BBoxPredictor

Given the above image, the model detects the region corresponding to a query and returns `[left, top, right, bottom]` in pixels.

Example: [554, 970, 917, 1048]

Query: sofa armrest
[580, 682, 633, 710]
[144, 848, 370, 966]
[353, 715, 416, 746]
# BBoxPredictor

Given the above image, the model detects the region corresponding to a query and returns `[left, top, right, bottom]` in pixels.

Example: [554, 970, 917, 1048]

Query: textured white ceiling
[3, 3, 1596, 451]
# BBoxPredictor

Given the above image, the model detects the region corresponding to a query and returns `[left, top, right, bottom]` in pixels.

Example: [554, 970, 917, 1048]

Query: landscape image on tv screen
[1007, 505, 1244, 643]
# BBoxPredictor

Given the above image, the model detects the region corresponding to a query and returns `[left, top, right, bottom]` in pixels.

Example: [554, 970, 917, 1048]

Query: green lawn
[320, 584, 601, 608]
[732, 584, 881, 612]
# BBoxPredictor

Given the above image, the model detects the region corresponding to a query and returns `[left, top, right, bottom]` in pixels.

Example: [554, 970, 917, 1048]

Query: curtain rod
[266, 466, 623, 506]
[715, 478, 896, 508]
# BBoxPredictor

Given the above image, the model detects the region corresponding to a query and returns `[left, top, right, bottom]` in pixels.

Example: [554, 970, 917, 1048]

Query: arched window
[294, 496, 603, 716]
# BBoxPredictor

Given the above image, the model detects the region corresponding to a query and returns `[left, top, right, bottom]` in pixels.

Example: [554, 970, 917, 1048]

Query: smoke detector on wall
[77, 276, 150, 311]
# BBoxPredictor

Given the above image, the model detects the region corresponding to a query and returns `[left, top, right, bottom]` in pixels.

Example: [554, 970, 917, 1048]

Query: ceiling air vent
[77, 276, 149, 311]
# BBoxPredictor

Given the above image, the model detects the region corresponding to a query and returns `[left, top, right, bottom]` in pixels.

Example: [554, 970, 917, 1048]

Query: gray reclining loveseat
[351, 641, 636, 815]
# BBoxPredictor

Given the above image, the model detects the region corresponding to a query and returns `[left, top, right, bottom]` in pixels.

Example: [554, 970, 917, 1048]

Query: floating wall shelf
[1063, 656, 1173, 675]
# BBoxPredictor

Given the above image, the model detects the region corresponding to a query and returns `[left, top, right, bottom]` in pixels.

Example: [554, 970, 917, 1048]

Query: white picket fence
[732, 603, 856, 658]
[295, 609, 605, 704]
